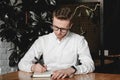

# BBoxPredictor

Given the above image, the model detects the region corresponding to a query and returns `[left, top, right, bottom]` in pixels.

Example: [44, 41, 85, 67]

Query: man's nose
[57, 29, 61, 34]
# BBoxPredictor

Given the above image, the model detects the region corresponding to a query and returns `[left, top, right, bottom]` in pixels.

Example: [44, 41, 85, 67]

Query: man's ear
[69, 23, 73, 29]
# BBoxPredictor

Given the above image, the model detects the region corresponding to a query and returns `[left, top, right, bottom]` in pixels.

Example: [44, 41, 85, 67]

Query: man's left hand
[51, 67, 75, 79]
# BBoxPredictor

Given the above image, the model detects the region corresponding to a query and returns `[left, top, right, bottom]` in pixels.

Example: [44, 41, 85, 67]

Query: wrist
[31, 64, 35, 72]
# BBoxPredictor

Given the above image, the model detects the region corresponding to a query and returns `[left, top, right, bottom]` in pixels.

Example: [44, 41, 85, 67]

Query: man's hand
[31, 63, 47, 72]
[51, 67, 75, 79]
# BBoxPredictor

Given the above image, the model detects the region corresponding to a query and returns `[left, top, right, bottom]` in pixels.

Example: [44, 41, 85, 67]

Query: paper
[32, 71, 52, 78]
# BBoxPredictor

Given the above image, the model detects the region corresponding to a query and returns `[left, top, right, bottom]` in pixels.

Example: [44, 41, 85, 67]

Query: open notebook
[32, 71, 52, 78]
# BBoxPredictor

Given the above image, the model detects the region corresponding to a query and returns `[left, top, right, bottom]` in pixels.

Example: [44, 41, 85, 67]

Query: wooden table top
[0, 71, 120, 80]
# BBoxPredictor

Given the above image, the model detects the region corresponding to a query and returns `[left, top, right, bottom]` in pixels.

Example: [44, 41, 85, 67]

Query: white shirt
[18, 31, 95, 74]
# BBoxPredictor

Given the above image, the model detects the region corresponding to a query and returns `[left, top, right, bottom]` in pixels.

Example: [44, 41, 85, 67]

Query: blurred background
[0, 0, 120, 75]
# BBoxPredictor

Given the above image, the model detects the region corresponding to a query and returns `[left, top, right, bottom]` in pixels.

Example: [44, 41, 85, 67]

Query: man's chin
[57, 37, 62, 40]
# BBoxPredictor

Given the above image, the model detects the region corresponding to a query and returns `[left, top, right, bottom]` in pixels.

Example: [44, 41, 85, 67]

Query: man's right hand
[31, 63, 47, 72]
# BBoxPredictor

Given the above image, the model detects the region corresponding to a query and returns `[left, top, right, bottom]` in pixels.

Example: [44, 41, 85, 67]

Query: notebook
[32, 71, 52, 78]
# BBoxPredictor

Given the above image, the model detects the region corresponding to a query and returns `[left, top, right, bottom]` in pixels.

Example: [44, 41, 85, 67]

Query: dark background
[103, 0, 120, 53]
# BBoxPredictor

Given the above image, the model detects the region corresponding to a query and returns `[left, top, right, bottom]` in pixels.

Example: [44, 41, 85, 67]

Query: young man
[18, 6, 95, 79]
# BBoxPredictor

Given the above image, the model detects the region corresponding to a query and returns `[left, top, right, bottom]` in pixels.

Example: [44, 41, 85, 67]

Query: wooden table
[0, 71, 120, 80]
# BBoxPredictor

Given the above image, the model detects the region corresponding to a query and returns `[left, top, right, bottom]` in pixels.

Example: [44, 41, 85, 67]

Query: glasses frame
[52, 25, 70, 33]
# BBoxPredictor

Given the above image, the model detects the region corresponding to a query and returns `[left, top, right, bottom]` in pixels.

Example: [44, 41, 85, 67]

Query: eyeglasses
[52, 25, 70, 33]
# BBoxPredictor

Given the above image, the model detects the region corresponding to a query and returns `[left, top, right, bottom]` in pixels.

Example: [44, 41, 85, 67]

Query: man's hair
[53, 6, 73, 21]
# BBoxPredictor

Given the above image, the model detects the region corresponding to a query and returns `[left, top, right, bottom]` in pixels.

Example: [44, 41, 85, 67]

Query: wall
[0, 39, 17, 74]
[104, 0, 120, 52]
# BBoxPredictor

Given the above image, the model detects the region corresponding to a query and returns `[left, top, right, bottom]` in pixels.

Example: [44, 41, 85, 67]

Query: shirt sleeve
[75, 36, 95, 74]
[18, 37, 43, 72]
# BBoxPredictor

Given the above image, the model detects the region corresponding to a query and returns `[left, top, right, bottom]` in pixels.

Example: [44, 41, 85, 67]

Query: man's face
[52, 17, 72, 40]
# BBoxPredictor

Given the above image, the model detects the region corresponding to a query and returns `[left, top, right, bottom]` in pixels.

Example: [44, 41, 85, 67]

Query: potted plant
[0, 0, 55, 67]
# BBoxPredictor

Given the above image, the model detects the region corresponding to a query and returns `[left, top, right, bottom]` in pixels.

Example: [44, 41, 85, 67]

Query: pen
[34, 56, 44, 66]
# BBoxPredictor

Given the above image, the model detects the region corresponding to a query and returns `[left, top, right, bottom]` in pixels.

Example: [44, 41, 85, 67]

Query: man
[18, 6, 95, 79]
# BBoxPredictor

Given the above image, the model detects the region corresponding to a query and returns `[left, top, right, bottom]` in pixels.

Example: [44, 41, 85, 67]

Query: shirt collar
[52, 31, 70, 42]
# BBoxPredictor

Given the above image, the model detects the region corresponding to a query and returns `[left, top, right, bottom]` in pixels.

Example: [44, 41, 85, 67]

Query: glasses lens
[61, 29, 67, 33]
[52, 26, 59, 31]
